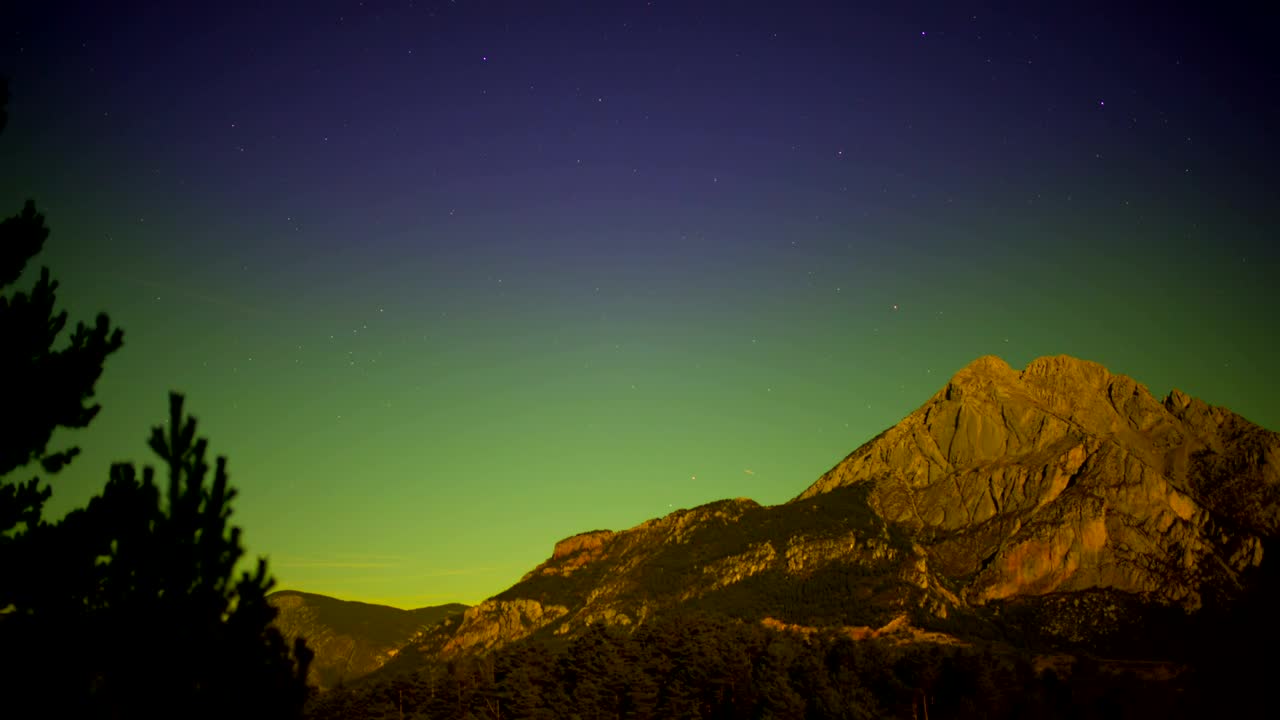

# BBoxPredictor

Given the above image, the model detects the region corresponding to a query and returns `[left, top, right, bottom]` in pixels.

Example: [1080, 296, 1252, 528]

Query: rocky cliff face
[398, 355, 1279, 663]
[268, 591, 466, 690]
[410, 491, 953, 660]
[799, 355, 1278, 608]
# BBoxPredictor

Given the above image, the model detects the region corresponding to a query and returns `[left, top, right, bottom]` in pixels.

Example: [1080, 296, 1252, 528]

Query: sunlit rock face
[532, 530, 616, 578]
[799, 354, 1279, 608]
[414, 492, 934, 660]
[442, 598, 570, 654]
[398, 355, 1278, 664]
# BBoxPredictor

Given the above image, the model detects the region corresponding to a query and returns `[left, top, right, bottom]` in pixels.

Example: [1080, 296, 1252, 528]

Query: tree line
[306, 611, 1205, 720]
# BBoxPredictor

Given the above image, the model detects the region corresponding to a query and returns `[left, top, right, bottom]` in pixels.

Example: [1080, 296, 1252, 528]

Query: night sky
[2, 1, 1276, 608]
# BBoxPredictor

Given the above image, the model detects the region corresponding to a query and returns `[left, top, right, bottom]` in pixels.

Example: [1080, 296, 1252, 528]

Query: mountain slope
[384, 355, 1279, 667]
[431, 487, 941, 656]
[268, 590, 466, 690]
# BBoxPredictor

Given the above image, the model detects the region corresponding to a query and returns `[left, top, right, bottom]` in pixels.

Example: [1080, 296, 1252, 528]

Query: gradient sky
[1, 1, 1276, 608]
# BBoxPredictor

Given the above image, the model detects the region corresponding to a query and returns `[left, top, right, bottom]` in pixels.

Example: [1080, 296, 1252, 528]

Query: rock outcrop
[524, 530, 615, 579]
[442, 598, 570, 654]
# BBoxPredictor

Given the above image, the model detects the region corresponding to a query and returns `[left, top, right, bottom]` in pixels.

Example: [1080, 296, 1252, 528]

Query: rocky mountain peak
[948, 353, 1017, 383]
[799, 355, 1278, 608]
[934, 354, 1162, 447]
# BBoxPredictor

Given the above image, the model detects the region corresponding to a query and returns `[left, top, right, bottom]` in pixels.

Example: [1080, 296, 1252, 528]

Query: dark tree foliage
[0, 393, 314, 719]
[1176, 534, 1280, 716]
[307, 612, 1194, 720]
[0, 73, 124, 547]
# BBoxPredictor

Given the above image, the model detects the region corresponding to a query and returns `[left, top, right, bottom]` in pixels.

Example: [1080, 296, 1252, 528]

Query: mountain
[374, 354, 1277, 669]
[267, 590, 467, 690]
[799, 354, 1276, 607]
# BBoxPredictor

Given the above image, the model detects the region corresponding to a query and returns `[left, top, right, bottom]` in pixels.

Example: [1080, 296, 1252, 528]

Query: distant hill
[267, 590, 466, 690]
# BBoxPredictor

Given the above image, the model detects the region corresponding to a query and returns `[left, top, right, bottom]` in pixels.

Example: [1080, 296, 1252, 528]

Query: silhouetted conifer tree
[0, 77, 310, 719]
[2, 393, 314, 718]
[0, 73, 124, 577]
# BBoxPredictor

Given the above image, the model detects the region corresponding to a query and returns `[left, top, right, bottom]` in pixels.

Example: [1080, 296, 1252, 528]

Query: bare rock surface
[799, 354, 1278, 607]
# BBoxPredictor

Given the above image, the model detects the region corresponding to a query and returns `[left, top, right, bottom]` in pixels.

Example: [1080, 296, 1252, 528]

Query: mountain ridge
[354, 354, 1277, 687]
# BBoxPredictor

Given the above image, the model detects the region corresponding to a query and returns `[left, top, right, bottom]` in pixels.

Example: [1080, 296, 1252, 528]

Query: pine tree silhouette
[0, 73, 124, 564]
[3, 393, 314, 718]
[0, 76, 311, 718]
